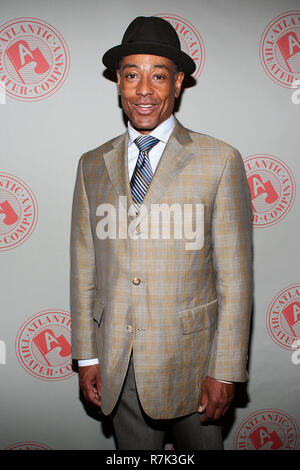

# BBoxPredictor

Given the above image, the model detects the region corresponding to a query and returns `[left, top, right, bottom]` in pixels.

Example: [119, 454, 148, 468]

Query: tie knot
[134, 135, 160, 153]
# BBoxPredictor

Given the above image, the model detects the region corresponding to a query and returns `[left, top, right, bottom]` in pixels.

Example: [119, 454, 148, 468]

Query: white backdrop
[1, 0, 300, 451]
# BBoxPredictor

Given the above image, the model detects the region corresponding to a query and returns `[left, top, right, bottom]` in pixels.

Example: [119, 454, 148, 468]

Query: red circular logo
[6, 441, 51, 450]
[0, 172, 38, 251]
[267, 284, 300, 350]
[260, 10, 300, 88]
[15, 309, 74, 381]
[154, 14, 205, 79]
[244, 154, 296, 228]
[0, 17, 70, 101]
[234, 409, 299, 450]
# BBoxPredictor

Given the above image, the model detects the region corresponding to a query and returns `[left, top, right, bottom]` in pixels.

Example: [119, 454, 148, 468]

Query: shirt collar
[128, 114, 175, 147]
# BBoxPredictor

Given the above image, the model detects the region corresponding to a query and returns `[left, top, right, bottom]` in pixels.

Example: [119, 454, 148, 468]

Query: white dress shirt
[77, 115, 232, 385]
[127, 113, 175, 180]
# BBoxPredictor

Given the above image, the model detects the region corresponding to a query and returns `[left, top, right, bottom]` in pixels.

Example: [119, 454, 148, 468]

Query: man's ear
[175, 71, 185, 99]
[116, 69, 121, 96]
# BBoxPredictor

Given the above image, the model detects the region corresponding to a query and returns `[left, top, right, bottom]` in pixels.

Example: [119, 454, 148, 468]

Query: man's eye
[154, 74, 166, 80]
[125, 73, 137, 79]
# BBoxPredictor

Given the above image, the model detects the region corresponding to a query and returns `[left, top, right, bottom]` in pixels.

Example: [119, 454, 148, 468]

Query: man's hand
[79, 364, 101, 408]
[198, 376, 235, 423]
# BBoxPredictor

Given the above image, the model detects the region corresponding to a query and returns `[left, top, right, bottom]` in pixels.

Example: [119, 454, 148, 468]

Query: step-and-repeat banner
[1, 0, 300, 451]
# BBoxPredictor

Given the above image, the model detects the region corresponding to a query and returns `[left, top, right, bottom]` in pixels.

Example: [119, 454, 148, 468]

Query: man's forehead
[119, 54, 174, 68]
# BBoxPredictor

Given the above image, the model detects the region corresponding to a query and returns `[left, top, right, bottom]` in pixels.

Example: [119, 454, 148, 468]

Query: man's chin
[129, 120, 157, 133]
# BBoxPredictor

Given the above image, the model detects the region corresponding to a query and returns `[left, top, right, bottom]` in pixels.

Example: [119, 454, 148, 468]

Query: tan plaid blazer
[70, 118, 253, 419]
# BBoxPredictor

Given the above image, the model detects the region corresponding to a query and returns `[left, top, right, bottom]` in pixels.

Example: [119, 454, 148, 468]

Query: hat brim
[102, 42, 196, 76]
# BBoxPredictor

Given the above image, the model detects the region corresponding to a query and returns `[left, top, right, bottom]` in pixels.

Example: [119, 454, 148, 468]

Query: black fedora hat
[102, 16, 196, 76]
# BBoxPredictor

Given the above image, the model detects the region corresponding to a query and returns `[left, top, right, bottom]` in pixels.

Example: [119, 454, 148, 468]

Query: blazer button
[132, 277, 141, 285]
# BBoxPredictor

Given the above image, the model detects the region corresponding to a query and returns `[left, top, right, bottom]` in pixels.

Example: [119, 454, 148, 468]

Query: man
[70, 16, 253, 450]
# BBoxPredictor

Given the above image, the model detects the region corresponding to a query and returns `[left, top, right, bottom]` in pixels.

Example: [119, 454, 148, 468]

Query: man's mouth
[133, 103, 157, 115]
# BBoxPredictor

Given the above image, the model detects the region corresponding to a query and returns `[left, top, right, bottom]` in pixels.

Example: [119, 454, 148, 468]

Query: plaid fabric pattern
[70, 118, 253, 419]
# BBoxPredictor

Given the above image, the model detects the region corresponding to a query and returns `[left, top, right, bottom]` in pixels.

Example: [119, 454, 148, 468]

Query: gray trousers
[110, 352, 223, 450]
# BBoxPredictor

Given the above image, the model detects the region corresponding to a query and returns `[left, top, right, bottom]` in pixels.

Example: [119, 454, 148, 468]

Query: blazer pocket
[179, 298, 218, 335]
[92, 294, 104, 326]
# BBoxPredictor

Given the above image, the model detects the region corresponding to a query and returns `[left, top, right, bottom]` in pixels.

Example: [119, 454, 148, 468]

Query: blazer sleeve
[207, 148, 253, 382]
[70, 155, 98, 360]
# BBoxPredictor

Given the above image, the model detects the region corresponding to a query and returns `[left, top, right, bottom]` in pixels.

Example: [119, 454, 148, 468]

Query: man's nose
[136, 75, 153, 95]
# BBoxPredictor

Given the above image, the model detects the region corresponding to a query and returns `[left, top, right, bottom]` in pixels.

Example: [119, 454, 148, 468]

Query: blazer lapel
[103, 119, 196, 223]
[103, 132, 134, 211]
[137, 118, 196, 224]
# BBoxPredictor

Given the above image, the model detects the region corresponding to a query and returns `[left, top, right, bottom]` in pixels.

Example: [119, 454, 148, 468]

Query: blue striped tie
[130, 135, 160, 210]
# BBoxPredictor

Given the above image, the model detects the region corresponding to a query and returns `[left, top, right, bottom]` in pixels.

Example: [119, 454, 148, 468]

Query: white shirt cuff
[78, 358, 99, 367]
